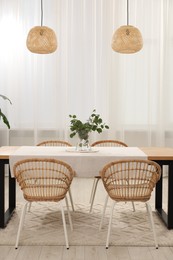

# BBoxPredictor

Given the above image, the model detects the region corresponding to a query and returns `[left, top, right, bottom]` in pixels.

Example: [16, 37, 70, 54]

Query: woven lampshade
[26, 26, 57, 54]
[111, 25, 143, 54]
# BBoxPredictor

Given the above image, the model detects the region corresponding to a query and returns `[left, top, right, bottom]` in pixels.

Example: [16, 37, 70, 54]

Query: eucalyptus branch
[69, 109, 109, 139]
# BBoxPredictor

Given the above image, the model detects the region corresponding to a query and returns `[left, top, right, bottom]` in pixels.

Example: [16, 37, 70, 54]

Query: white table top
[9, 146, 147, 178]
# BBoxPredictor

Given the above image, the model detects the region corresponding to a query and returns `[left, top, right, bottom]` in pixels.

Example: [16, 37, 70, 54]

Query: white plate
[66, 148, 99, 153]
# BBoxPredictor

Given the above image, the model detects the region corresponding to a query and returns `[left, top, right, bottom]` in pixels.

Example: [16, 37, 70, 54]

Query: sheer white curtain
[0, 0, 172, 147]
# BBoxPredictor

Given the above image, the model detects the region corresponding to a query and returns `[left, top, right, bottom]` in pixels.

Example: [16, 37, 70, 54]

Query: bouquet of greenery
[69, 109, 109, 140]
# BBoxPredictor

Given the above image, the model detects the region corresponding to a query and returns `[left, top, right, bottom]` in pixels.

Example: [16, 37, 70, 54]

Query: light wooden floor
[2, 176, 173, 260]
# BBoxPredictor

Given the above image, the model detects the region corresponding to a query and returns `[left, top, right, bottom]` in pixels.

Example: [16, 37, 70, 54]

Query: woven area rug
[0, 202, 172, 247]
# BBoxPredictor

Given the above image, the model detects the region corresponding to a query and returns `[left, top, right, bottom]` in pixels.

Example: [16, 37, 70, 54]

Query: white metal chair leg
[89, 178, 97, 203]
[106, 201, 116, 249]
[146, 201, 152, 230]
[65, 196, 73, 231]
[89, 177, 100, 213]
[132, 201, 135, 212]
[146, 202, 158, 249]
[28, 202, 32, 212]
[15, 202, 28, 249]
[60, 202, 69, 249]
[68, 188, 75, 211]
[99, 194, 109, 230]
[126, 180, 135, 212]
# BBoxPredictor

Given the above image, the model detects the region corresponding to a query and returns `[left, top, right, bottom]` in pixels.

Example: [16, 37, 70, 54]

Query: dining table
[0, 145, 173, 229]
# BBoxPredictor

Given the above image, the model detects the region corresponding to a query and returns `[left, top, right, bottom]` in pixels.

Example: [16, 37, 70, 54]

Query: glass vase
[76, 131, 91, 151]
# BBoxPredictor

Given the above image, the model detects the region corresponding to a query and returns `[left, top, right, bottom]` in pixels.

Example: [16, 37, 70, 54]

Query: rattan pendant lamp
[26, 0, 57, 54]
[111, 0, 143, 54]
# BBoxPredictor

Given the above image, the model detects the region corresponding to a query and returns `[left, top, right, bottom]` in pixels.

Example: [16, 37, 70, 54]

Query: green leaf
[0, 95, 12, 104]
[0, 110, 10, 129]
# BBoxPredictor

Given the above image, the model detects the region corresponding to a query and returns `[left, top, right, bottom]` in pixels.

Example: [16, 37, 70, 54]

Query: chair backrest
[13, 158, 75, 202]
[37, 140, 72, 147]
[91, 140, 128, 147]
[100, 159, 161, 202]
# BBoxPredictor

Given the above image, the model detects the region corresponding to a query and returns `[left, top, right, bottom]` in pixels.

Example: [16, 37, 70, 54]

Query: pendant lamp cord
[41, 0, 43, 26]
[127, 0, 129, 25]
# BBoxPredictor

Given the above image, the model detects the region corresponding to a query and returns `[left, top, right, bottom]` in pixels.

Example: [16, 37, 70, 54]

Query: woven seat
[13, 158, 75, 249]
[36, 140, 75, 211]
[89, 140, 131, 212]
[100, 159, 161, 249]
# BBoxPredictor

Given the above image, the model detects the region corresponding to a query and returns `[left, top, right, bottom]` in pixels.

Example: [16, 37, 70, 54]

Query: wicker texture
[36, 140, 74, 211]
[111, 25, 143, 54]
[37, 140, 72, 147]
[100, 159, 161, 202]
[100, 159, 161, 249]
[89, 140, 128, 212]
[91, 140, 128, 147]
[13, 158, 74, 202]
[14, 158, 74, 249]
[26, 26, 57, 54]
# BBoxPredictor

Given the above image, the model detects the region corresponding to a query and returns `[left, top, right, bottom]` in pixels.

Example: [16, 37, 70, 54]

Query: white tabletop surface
[9, 146, 147, 178]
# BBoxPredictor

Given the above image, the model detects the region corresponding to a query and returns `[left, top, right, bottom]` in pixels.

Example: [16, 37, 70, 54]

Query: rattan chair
[36, 140, 75, 211]
[13, 158, 75, 249]
[89, 140, 133, 213]
[100, 159, 161, 249]
[37, 140, 72, 147]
